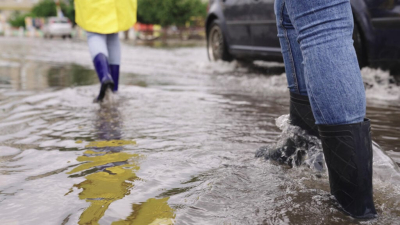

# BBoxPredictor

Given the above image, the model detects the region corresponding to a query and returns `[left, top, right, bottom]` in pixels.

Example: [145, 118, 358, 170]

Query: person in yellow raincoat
[75, 0, 137, 102]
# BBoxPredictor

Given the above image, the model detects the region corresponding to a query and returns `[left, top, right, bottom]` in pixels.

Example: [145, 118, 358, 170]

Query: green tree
[63, 0, 76, 25]
[8, 0, 76, 28]
[137, 0, 161, 25]
[137, 0, 207, 26]
[8, 11, 31, 28]
[31, 0, 57, 17]
[32, 0, 74, 23]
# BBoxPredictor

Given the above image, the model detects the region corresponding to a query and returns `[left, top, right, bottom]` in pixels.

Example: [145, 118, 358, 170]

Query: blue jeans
[86, 32, 121, 65]
[275, 0, 366, 125]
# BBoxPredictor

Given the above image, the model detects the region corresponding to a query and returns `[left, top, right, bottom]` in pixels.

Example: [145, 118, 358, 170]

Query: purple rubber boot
[109, 64, 120, 92]
[93, 53, 114, 102]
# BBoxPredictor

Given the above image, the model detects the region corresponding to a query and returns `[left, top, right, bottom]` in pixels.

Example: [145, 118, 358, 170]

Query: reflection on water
[66, 105, 174, 224]
[0, 62, 97, 91]
[114, 198, 175, 225]
[47, 65, 98, 88]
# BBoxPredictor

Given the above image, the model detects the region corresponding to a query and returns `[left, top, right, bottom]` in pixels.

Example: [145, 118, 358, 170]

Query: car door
[250, 0, 281, 56]
[365, 0, 400, 61]
[366, 0, 400, 27]
[222, 0, 253, 52]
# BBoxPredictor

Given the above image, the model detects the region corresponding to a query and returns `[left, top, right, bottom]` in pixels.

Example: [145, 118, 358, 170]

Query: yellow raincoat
[75, 0, 137, 34]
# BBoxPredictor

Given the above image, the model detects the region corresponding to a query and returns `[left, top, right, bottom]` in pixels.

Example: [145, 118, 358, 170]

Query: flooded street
[0, 37, 399, 225]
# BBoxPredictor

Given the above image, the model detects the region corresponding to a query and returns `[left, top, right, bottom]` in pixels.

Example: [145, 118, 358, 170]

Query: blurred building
[0, 0, 38, 19]
[0, 0, 37, 9]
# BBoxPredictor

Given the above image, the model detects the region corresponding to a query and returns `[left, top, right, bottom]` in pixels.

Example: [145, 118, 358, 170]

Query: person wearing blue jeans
[269, 0, 377, 219]
[87, 32, 121, 102]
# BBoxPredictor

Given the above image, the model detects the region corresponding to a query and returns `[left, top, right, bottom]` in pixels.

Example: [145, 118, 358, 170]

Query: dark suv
[206, 0, 400, 69]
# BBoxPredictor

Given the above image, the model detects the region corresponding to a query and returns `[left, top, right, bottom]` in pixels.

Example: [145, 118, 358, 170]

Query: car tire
[353, 20, 367, 68]
[207, 20, 233, 62]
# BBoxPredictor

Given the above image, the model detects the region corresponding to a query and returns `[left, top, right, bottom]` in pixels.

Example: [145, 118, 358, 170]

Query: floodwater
[0, 37, 399, 225]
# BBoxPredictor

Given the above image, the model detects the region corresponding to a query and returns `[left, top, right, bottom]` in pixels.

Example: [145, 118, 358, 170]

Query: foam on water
[200, 62, 400, 101]
[362, 67, 400, 101]
[372, 142, 400, 184]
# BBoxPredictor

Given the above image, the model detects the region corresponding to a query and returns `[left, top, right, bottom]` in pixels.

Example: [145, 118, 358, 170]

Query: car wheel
[49, 35, 53, 39]
[207, 20, 233, 62]
[68, 34, 72, 39]
[353, 21, 367, 68]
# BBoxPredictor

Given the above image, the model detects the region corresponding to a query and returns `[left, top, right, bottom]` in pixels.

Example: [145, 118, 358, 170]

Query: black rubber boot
[319, 119, 377, 219]
[289, 92, 318, 137]
[257, 92, 320, 166]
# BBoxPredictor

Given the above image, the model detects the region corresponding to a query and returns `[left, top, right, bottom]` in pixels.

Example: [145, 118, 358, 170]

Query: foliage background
[137, 0, 207, 26]
[8, 0, 206, 28]
[8, 0, 75, 28]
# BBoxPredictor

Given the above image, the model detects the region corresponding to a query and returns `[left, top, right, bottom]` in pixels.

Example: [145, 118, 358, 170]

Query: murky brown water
[0, 37, 399, 225]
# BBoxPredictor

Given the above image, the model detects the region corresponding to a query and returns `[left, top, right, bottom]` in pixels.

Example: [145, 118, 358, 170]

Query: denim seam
[280, 2, 299, 94]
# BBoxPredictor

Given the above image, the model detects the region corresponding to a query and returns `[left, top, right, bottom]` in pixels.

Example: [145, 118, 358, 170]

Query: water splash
[362, 67, 400, 101]
[256, 114, 400, 184]
[372, 142, 400, 184]
[255, 115, 324, 172]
